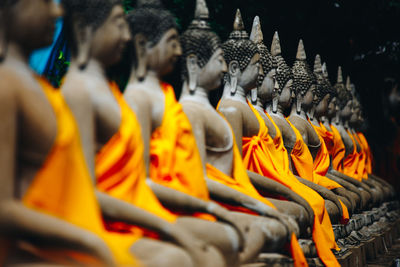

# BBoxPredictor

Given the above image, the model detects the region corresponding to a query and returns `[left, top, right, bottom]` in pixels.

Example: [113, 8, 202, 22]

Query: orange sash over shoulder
[150, 82, 212, 220]
[330, 125, 346, 172]
[23, 78, 139, 266]
[353, 133, 368, 179]
[259, 113, 340, 266]
[357, 132, 373, 174]
[150, 82, 209, 199]
[343, 130, 361, 181]
[96, 82, 177, 233]
[311, 123, 349, 223]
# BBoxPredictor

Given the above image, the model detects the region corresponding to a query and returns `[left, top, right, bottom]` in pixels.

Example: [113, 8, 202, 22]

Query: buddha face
[238, 53, 263, 92]
[315, 93, 330, 117]
[6, 0, 62, 50]
[327, 96, 337, 118]
[279, 79, 294, 109]
[258, 69, 276, 102]
[302, 84, 316, 110]
[340, 100, 353, 119]
[91, 5, 131, 67]
[147, 28, 182, 77]
[198, 48, 227, 91]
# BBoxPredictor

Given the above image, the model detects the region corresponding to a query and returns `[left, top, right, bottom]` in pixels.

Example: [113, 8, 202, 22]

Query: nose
[274, 80, 279, 90]
[259, 64, 264, 76]
[175, 41, 183, 56]
[313, 93, 318, 101]
[222, 59, 228, 73]
[122, 22, 132, 42]
[52, 1, 64, 18]
[291, 90, 296, 99]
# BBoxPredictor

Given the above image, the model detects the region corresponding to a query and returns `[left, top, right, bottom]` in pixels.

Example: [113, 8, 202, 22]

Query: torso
[182, 100, 234, 176]
[289, 114, 321, 159]
[268, 112, 297, 151]
[0, 63, 57, 198]
[332, 122, 354, 156]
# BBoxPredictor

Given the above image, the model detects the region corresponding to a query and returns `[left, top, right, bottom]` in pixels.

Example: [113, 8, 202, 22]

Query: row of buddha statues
[0, 0, 398, 266]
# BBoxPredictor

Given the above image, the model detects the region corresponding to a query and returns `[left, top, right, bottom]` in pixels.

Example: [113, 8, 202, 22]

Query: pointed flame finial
[250, 16, 263, 44]
[337, 66, 343, 83]
[271, 31, 282, 56]
[314, 54, 322, 74]
[322, 62, 328, 78]
[296, 39, 306, 60]
[233, 9, 245, 31]
[195, 0, 209, 20]
[346, 76, 351, 91]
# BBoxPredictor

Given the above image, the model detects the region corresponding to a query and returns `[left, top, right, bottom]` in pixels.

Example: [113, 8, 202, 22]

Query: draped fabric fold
[357, 132, 373, 174]
[311, 122, 349, 224]
[96, 82, 177, 235]
[23, 78, 139, 266]
[342, 130, 361, 181]
[330, 125, 346, 172]
[240, 109, 339, 265]
[150, 82, 213, 220]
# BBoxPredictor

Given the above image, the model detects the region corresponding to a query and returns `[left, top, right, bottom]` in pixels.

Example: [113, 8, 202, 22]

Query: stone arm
[295, 176, 344, 219]
[330, 169, 374, 204]
[205, 178, 299, 238]
[96, 191, 221, 262]
[218, 105, 244, 156]
[368, 174, 396, 198]
[247, 170, 314, 226]
[326, 173, 363, 209]
[0, 88, 113, 265]
[148, 181, 245, 251]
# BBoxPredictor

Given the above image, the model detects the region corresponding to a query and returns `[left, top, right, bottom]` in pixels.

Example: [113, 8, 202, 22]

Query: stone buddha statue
[179, 6, 303, 265]
[0, 1, 121, 265]
[61, 1, 228, 267]
[219, 15, 314, 236]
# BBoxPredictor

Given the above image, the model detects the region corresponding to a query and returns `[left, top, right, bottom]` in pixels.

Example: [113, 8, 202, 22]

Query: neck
[290, 101, 308, 119]
[127, 69, 162, 92]
[320, 115, 328, 124]
[5, 42, 31, 65]
[222, 82, 248, 104]
[72, 58, 107, 81]
[180, 82, 212, 106]
[256, 97, 264, 109]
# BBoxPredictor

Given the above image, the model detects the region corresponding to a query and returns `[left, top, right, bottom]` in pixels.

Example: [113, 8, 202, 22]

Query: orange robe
[330, 125, 346, 172]
[357, 132, 373, 174]
[23, 78, 139, 266]
[342, 130, 361, 181]
[311, 123, 349, 224]
[241, 103, 340, 266]
[241, 109, 338, 266]
[352, 132, 368, 179]
[96, 82, 177, 235]
[149, 82, 213, 220]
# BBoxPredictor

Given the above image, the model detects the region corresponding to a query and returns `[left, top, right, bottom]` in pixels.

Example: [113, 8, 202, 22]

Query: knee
[256, 218, 288, 251]
[325, 199, 340, 224]
[151, 246, 194, 267]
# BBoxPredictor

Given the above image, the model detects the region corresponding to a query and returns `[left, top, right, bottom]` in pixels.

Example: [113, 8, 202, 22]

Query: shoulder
[218, 99, 243, 118]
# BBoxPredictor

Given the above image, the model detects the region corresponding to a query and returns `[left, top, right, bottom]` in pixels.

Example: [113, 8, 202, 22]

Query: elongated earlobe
[187, 54, 199, 94]
[74, 20, 93, 70]
[134, 33, 147, 82]
[229, 61, 239, 95]
[296, 94, 302, 114]
[251, 88, 257, 104]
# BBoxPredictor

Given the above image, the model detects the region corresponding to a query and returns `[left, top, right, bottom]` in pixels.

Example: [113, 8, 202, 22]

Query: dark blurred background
[45, 0, 400, 190]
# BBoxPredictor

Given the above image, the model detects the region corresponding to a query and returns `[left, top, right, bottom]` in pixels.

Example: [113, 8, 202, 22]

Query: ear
[134, 33, 148, 81]
[186, 54, 199, 93]
[229, 60, 240, 77]
[0, 11, 6, 62]
[73, 18, 93, 70]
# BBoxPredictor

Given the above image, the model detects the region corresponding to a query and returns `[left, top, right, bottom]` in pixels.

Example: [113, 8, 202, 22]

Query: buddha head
[335, 66, 353, 120]
[181, 0, 226, 94]
[222, 9, 262, 95]
[270, 31, 293, 113]
[127, 0, 181, 80]
[322, 63, 338, 119]
[62, 0, 131, 69]
[1, 0, 62, 60]
[292, 40, 317, 114]
[347, 76, 360, 125]
[249, 16, 277, 105]
[313, 55, 331, 118]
